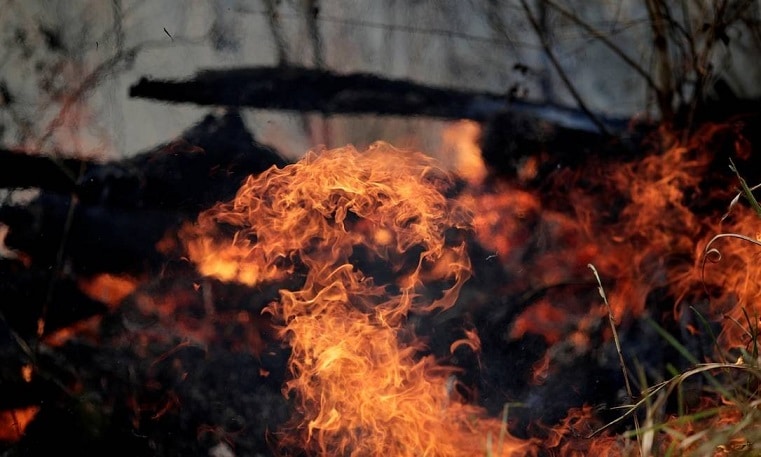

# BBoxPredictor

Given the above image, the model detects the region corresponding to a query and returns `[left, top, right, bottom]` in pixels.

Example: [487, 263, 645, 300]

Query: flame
[464, 121, 757, 352]
[78, 273, 139, 309]
[530, 351, 551, 385]
[440, 120, 488, 185]
[450, 119, 760, 452]
[183, 142, 532, 456]
[450, 328, 481, 354]
[42, 315, 102, 347]
[699, 210, 761, 350]
[21, 365, 33, 383]
[176, 119, 759, 454]
[0, 407, 39, 442]
[459, 183, 541, 265]
[0, 224, 20, 260]
[538, 405, 624, 456]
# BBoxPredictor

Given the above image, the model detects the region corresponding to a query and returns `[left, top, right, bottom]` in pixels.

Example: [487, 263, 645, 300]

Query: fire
[538, 405, 625, 457]
[0, 407, 39, 442]
[42, 315, 102, 347]
[175, 117, 760, 454]
[78, 273, 139, 309]
[183, 143, 531, 455]
[700, 209, 761, 350]
[459, 183, 540, 264]
[448, 118, 760, 452]
[440, 120, 488, 186]
[472, 120, 758, 351]
[20, 364, 33, 383]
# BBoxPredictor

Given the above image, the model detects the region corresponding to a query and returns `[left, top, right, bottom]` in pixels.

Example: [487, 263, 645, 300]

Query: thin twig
[36, 189, 80, 348]
[591, 362, 754, 438]
[519, 0, 611, 136]
[701, 232, 761, 297]
[540, 0, 660, 95]
[35, 36, 205, 153]
[263, 0, 291, 66]
[588, 264, 642, 450]
[236, 4, 538, 49]
[645, 0, 675, 121]
[304, 0, 324, 68]
[682, 0, 727, 138]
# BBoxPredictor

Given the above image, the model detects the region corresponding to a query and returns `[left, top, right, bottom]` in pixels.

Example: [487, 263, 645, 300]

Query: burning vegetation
[181, 142, 529, 456]
[1, 107, 761, 456]
[1, 108, 761, 456]
[2, 3, 761, 446]
[173, 117, 761, 456]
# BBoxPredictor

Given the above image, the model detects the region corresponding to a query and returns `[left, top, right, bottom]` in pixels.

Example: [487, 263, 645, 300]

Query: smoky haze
[0, 0, 759, 158]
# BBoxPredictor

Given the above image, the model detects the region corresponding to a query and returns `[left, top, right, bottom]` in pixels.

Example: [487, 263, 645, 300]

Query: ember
[0, 407, 39, 442]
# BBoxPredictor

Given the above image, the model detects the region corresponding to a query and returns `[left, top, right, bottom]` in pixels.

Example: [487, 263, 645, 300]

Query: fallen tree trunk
[129, 66, 629, 135]
[0, 149, 95, 194]
[1, 111, 288, 212]
[0, 193, 179, 275]
[0, 111, 288, 275]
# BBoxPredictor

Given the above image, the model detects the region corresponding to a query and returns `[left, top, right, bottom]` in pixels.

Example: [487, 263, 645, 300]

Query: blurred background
[2, 0, 759, 160]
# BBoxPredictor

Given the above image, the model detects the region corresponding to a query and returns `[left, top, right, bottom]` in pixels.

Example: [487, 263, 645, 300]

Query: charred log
[129, 66, 629, 135]
[0, 111, 288, 275]
[0, 258, 107, 338]
[479, 109, 652, 182]
[0, 194, 179, 275]
[0, 149, 97, 195]
[109, 110, 288, 211]
[1, 111, 288, 212]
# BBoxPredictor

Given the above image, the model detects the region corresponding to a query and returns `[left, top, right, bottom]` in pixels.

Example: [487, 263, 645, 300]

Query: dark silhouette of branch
[263, 0, 290, 66]
[645, 0, 675, 121]
[540, 0, 661, 98]
[129, 66, 630, 135]
[519, 0, 611, 136]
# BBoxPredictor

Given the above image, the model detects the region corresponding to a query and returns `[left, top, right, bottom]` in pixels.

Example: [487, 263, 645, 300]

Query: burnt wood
[1, 111, 288, 211]
[0, 194, 179, 274]
[0, 110, 288, 275]
[0, 149, 96, 194]
[129, 65, 629, 135]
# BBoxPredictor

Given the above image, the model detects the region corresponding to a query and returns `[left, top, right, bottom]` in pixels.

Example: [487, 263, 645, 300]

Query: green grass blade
[729, 158, 761, 219]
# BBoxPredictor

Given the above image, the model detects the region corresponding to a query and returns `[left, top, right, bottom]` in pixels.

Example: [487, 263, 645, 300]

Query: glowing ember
[0, 407, 39, 442]
[183, 143, 531, 456]
[78, 273, 139, 309]
[20, 364, 32, 383]
[42, 315, 102, 347]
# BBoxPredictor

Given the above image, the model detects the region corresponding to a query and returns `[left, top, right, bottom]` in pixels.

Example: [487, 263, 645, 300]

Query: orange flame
[449, 120, 759, 452]
[0, 407, 39, 442]
[539, 405, 625, 456]
[699, 210, 761, 350]
[178, 120, 758, 454]
[473, 121, 757, 353]
[78, 273, 139, 309]
[440, 120, 487, 185]
[183, 143, 532, 456]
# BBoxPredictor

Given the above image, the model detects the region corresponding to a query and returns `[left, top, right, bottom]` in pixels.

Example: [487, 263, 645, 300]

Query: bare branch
[263, 0, 291, 66]
[540, 0, 661, 96]
[645, 0, 675, 121]
[519, 0, 611, 136]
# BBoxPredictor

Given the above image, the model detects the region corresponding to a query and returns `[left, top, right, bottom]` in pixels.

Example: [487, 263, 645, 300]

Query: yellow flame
[183, 142, 531, 456]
